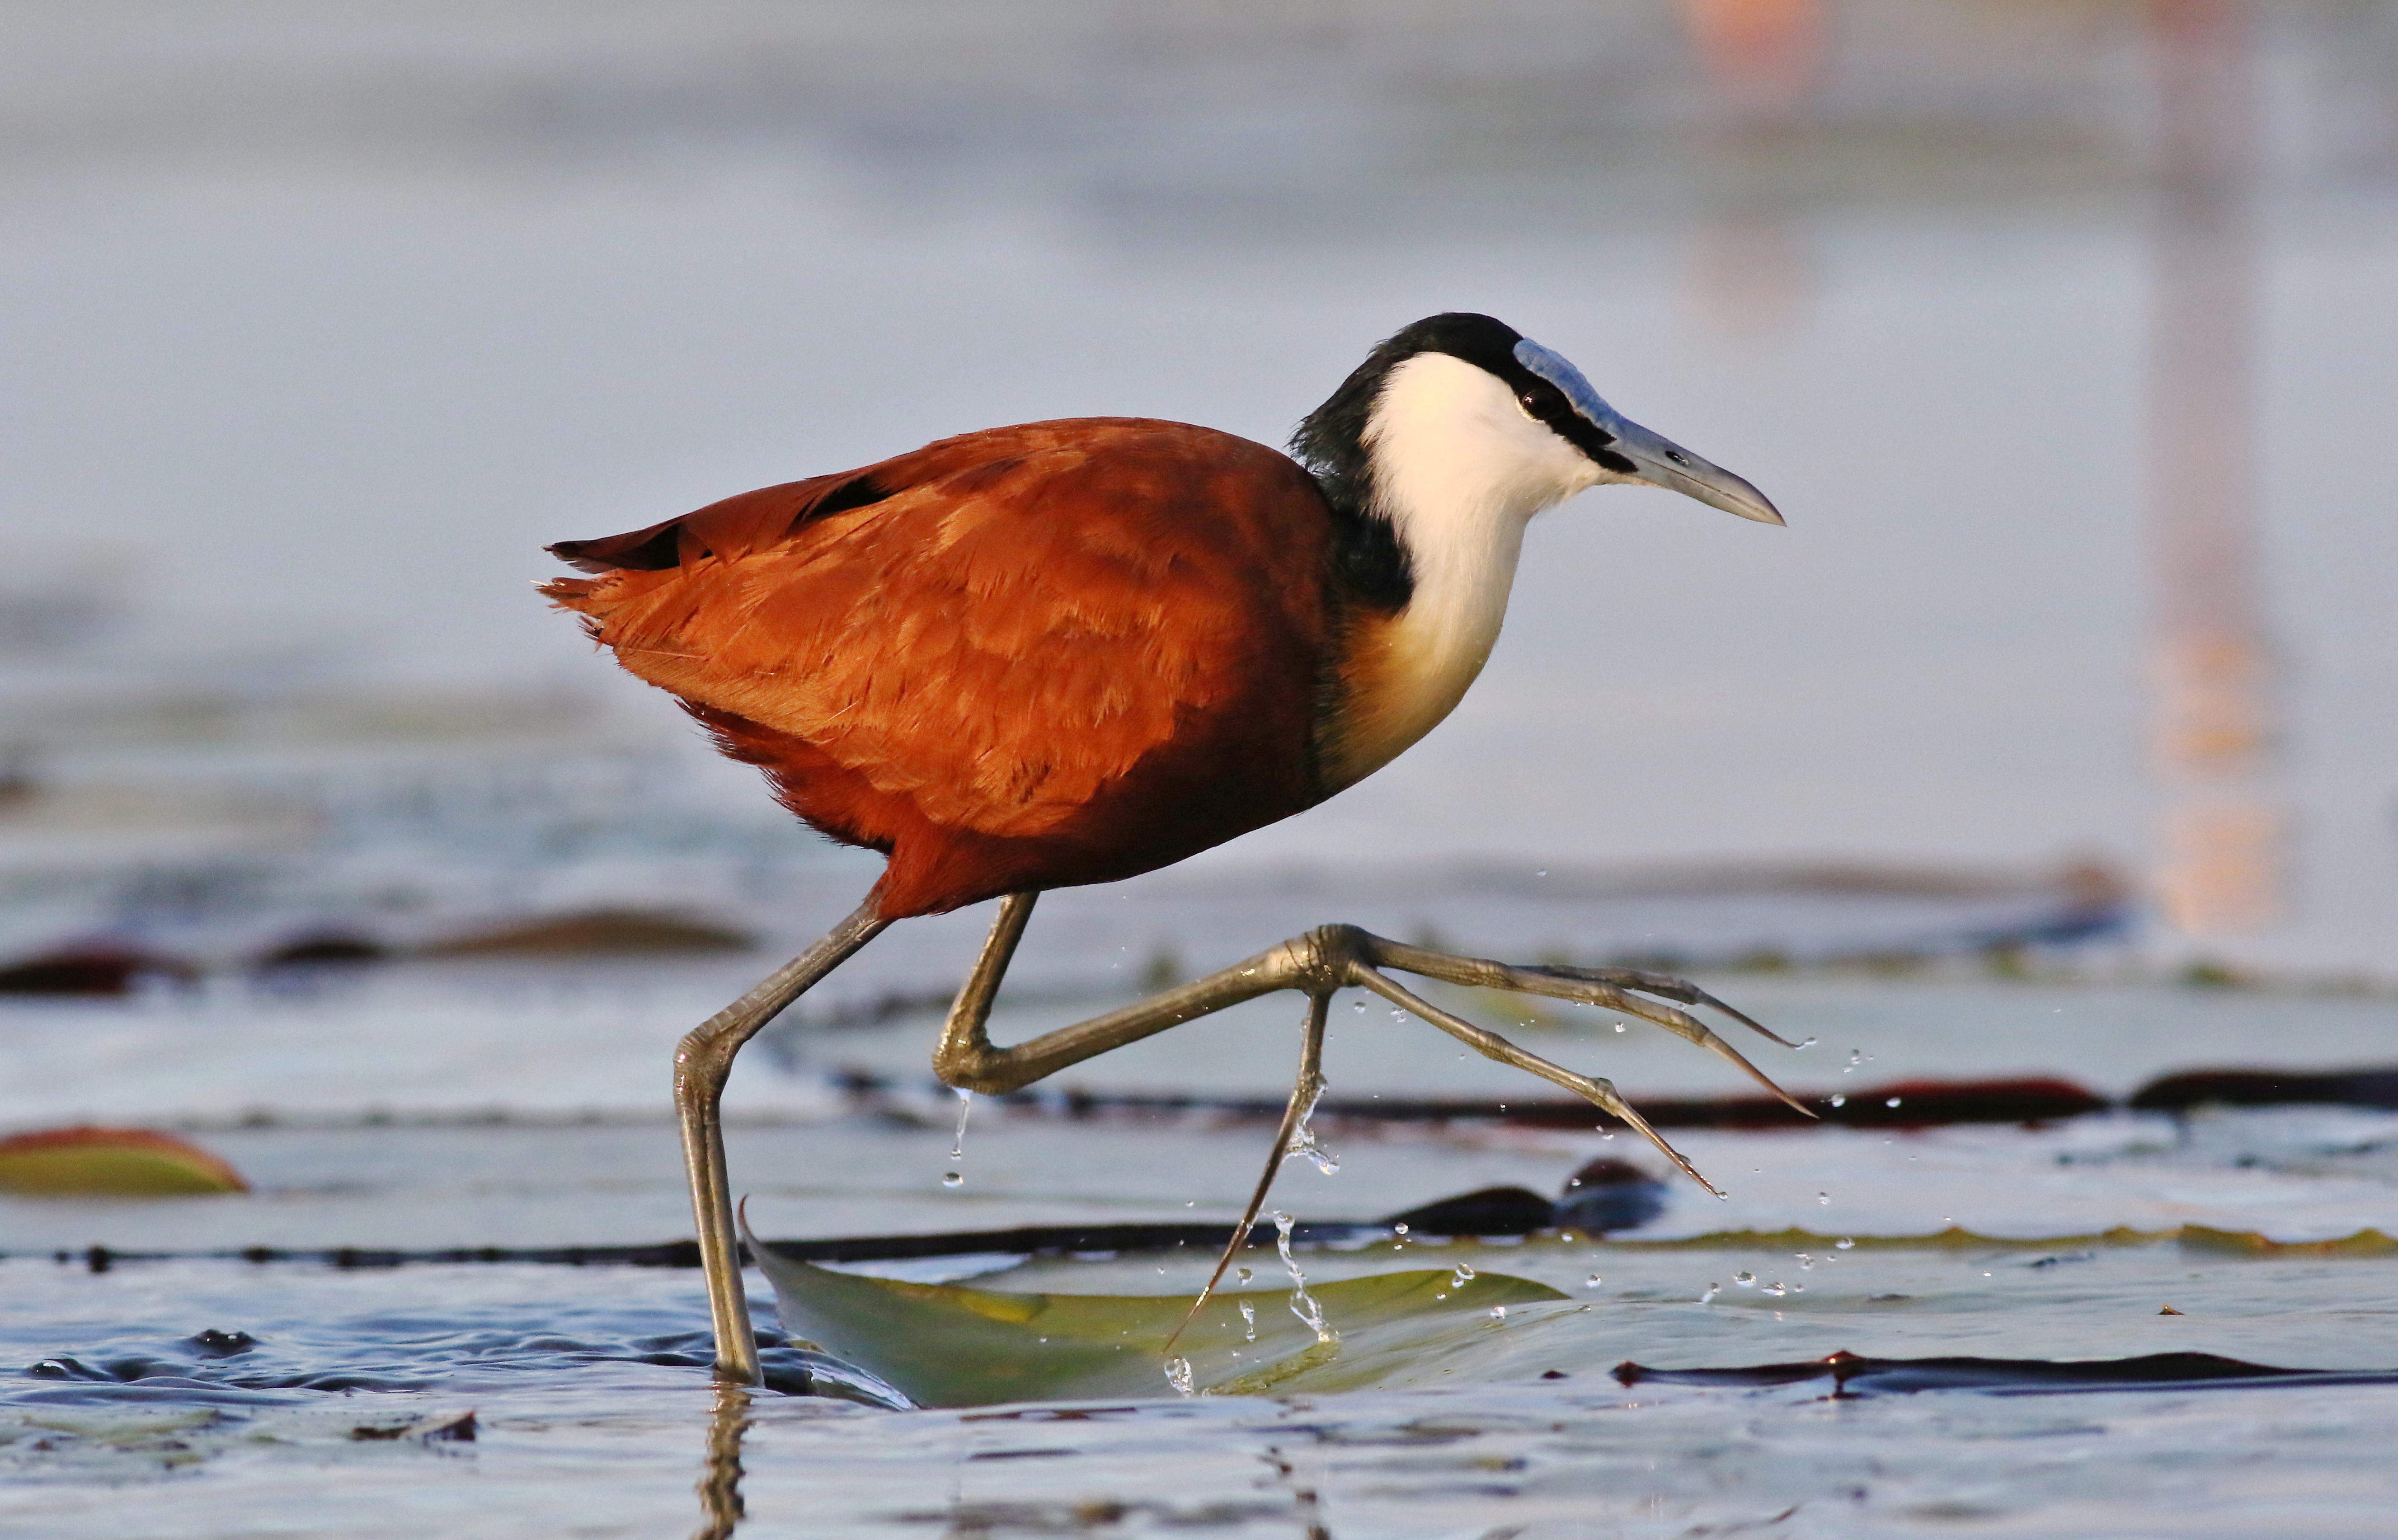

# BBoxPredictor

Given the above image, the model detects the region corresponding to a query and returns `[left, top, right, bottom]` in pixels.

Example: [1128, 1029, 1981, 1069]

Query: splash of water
[1163, 1356, 1194, 1397]
[1283, 1075, 1339, 1176]
[1272, 1211, 1333, 1343]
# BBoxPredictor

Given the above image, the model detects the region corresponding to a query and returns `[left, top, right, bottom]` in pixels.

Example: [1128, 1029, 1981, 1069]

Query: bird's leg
[932, 915, 1804, 1201]
[930, 891, 1041, 1077]
[678, 897, 889, 1385]
[1165, 990, 1332, 1353]
[931, 890, 1307, 1091]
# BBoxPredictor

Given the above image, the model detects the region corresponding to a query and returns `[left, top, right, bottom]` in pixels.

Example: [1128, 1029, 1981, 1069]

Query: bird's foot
[1310, 927, 1808, 1196]
[1164, 931, 1802, 1348]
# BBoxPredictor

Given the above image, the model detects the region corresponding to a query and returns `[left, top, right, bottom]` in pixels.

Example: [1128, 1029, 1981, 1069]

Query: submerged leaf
[746, 1223, 1567, 1407]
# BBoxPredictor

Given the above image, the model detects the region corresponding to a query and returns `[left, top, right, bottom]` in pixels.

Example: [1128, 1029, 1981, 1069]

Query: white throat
[1331, 352, 1601, 786]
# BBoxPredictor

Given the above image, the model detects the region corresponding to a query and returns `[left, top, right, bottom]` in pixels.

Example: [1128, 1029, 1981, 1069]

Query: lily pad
[748, 1223, 1568, 1407]
[0, 1126, 247, 1197]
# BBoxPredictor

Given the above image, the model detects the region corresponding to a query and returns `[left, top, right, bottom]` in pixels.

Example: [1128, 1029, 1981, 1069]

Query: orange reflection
[2147, 0, 2283, 936]
[1678, 0, 1826, 341]
[1680, 0, 1825, 112]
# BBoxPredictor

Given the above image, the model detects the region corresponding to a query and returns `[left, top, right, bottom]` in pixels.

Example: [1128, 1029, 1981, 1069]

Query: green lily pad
[747, 1225, 1569, 1407]
[0, 1126, 247, 1197]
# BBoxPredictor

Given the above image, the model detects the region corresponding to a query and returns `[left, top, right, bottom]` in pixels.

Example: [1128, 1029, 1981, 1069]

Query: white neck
[1328, 352, 1599, 787]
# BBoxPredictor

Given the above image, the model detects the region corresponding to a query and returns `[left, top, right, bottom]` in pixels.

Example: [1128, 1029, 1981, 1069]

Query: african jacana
[545, 312, 1800, 1385]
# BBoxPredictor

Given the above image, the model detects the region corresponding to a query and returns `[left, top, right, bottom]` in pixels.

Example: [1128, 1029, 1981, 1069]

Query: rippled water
[7, 1227, 2397, 1536]
[6, 971, 2397, 1534]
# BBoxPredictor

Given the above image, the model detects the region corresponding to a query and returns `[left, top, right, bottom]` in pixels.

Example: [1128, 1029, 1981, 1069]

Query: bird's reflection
[691, 1382, 754, 1540]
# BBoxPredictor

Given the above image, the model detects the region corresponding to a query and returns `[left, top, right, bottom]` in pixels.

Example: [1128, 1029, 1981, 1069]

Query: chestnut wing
[545, 420, 1332, 840]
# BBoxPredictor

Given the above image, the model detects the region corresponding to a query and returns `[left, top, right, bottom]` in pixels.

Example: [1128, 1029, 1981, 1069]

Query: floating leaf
[0, 1126, 246, 1197]
[748, 1222, 1566, 1408]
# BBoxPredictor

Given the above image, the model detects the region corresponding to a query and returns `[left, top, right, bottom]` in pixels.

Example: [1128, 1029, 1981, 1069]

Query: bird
[543, 311, 1800, 1385]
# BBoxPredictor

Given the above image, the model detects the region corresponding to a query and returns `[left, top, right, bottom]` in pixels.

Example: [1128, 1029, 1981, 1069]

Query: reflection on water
[693, 1382, 752, 1540]
[2147, 0, 2286, 939]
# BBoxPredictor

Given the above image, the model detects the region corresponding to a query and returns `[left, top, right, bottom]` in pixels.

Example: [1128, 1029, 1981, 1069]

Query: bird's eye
[1664, 449, 1689, 466]
[1517, 390, 1542, 413]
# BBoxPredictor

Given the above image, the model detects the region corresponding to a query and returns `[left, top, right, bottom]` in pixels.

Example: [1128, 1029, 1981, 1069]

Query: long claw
[1685, 1023, 1819, 1118]
[1350, 966, 1722, 1198]
[1565, 989, 1810, 1117]
[1165, 993, 1332, 1355]
[1687, 988, 1798, 1049]
[1368, 942, 1815, 1120]
[1528, 963, 1799, 1048]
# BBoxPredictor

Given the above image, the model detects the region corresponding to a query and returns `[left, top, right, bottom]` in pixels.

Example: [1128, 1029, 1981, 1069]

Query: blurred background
[2, 0, 2394, 1091]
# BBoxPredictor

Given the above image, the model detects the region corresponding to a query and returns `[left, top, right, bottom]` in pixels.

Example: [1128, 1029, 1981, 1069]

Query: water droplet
[1585, 1273, 1604, 1288]
[1733, 1271, 1756, 1286]
[1164, 1357, 1194, 1397]
[1392, 1223, 1409, 1238]
[1613, 1022, 1626, 1033]
[1836, 1237, 1855, 1250]
[1817, 1191, 1830, 1205]
[1797, 1036, 1818, 1049]
[1884, 1096, 1902, 1108]
[1391, 1009, 1406, 1023]
[1236, 1266, 1253, 1284]
[1796, 1254, 1813, 1269]
[1353, 1000, 1366, 1014]
[1829, 1094, 1847, 1108]
[1451, 1263, 1476, 1286]
[1761, 1281, 1787, 1297]
[1535, 869, 1547, 878]
[940, 1171, 963, 1188]
[948, 1087, 973, 1164]
[1488, 1305, 1507, 1321]
[1239, 1301, 1257, 1341]
[1699, 1283, 1721, 1305]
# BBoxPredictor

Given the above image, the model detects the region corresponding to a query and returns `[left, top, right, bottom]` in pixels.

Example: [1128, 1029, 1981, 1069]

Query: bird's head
[1292, 312, 1782, 536]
